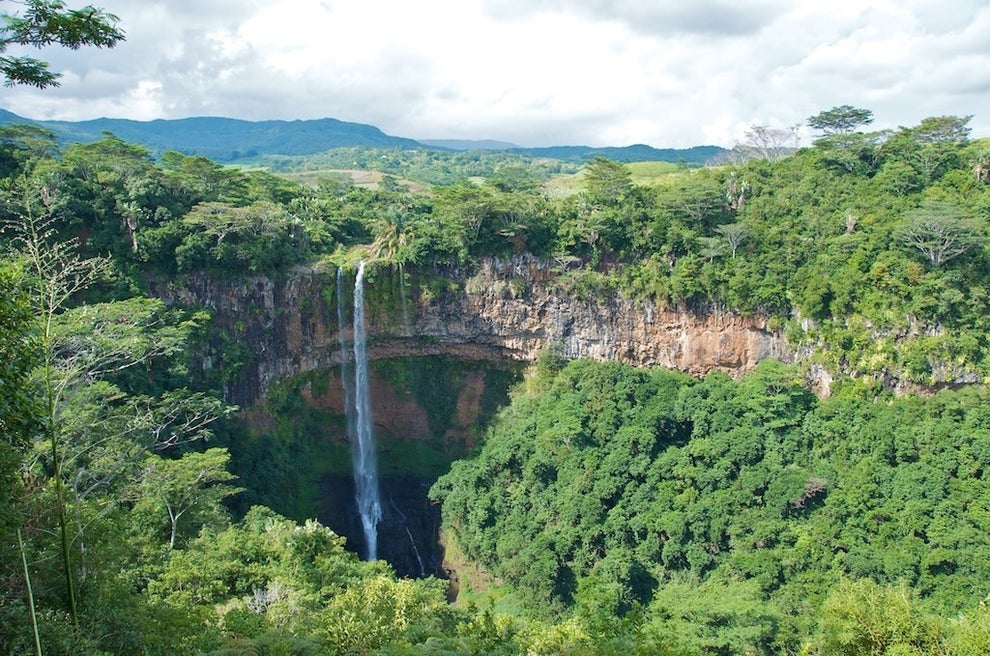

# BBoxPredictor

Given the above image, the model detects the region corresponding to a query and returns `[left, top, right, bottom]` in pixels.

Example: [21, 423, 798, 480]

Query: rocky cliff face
[150, 255, 792, 407]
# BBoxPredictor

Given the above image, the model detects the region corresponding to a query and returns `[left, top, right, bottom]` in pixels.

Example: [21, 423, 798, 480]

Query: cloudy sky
[3, 0, 989, 148]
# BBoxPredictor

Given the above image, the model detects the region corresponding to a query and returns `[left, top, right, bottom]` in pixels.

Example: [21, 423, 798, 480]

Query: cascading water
[351, 261, 383, 560]
[390, 496, 426, 577]
[333, 263, 444, 574]
[336, 268, 357, 451]
[398, 262, 411, 336]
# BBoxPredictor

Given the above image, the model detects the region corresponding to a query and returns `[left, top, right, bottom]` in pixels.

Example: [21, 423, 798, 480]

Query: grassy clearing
[280, 168, 428, 191]
[626, 160, 687, 185]
[541, 171, 583, 198]
[543, 160, 694, 197]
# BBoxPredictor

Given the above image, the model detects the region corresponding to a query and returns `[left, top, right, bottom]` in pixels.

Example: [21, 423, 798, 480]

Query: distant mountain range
[0, 108, 726, 165]
[419, 138, 522, 151]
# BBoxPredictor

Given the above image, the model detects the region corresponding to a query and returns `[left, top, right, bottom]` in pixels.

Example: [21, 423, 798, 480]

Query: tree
[644, 580, 783, 655]
[0, 124, 57, 177]
[582, 157, 632, 207]
[716, 222, 750, 258]
[890, 115, 975, 183]
[3, 206, 227, 622]
[971, 149, 990, 184]
[6, 210, 109, 622]
[131, 448, 242, 550]
[0, 262, 37, 450]
[735, 124, 799, 162]
[179, 200, 306, 272]
[697, 235, 726, 262]
[370, 204, 413, 261]
[815, 130, 888, 175]
[317, 576, 453, 653]
[181, 201, 288, 245]
[0, 262, 37, 594]
[56, 135, 167, 256]
[816, 579, 942, 655]
[0, 0, 124, 88]
[912, 115, 972, 146]
[807, 105, 874, 135]
[724, 172, 749, 211]
[160, 151, 247, 202]
[431, 180, 543, 256]
[895, 201, 983, 268]
[659, 174, 727, 231]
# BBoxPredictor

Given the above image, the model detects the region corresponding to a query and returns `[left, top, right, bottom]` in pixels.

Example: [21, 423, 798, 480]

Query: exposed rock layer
[150, 255, 792, 407]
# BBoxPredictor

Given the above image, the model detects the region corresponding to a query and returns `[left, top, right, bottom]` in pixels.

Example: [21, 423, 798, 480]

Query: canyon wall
[150, 255, 792, 407]
[151, 257, 793, 575]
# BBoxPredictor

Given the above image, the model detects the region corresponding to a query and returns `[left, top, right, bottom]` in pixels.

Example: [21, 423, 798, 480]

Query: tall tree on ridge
[807, 105, 874, 135]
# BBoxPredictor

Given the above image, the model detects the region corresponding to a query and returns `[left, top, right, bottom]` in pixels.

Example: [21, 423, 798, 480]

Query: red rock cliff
[150, 256, 792, 406]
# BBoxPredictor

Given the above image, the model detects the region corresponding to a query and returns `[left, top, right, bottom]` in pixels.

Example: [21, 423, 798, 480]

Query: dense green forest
[2, 104, 990, 655]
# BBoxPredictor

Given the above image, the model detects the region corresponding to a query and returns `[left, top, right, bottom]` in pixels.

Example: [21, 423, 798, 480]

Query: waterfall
[390, 495, 426, 577]
[336, 268, 357, 450]
[398, 262, 411, 335]
[404, 527, 426, 577]
[351, 261, 382, 560]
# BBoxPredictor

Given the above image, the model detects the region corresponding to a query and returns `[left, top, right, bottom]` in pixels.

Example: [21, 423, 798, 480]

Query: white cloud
[1, 0, 987, 147]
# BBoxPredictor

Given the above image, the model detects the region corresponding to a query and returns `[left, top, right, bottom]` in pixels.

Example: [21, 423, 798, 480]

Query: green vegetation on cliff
[4, 108, 987, 383]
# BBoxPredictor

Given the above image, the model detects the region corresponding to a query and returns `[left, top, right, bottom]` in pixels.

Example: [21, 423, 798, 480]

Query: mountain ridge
[0, 107, 726, 165]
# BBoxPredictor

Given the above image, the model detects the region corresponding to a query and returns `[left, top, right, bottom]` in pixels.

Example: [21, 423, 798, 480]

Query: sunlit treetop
[807, 105, 875, 135]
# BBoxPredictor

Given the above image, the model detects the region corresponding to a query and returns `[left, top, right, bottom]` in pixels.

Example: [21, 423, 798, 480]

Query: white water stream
[339, 262, 383, 560]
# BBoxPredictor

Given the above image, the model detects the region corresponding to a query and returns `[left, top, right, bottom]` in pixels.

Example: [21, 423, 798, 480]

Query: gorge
[150, 255, 793, 575]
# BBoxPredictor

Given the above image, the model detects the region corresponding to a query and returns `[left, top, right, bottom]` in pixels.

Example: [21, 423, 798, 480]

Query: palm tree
[370, 204, 412, 262]
[971, 149, 990, 183]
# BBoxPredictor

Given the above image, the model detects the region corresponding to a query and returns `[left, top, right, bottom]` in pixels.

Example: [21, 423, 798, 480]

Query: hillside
[418, 138, 521, 150]
[0, 108, 423, 161]
[513, 143, 726, 164]
[0, 108, 728, 165]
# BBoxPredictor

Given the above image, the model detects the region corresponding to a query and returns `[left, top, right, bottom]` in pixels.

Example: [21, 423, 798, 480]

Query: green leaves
[317, 576, 455, 653]
[438, 359, 990, 651]
[0, 263, 39, 448]
[130, 448, 241, 550]
[0, 1, 124, 88]
[581, 157, 633, 208]
[808, 105, 875, 136]
[816, 579, 941, 655]
[895, 201, 983, 268]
